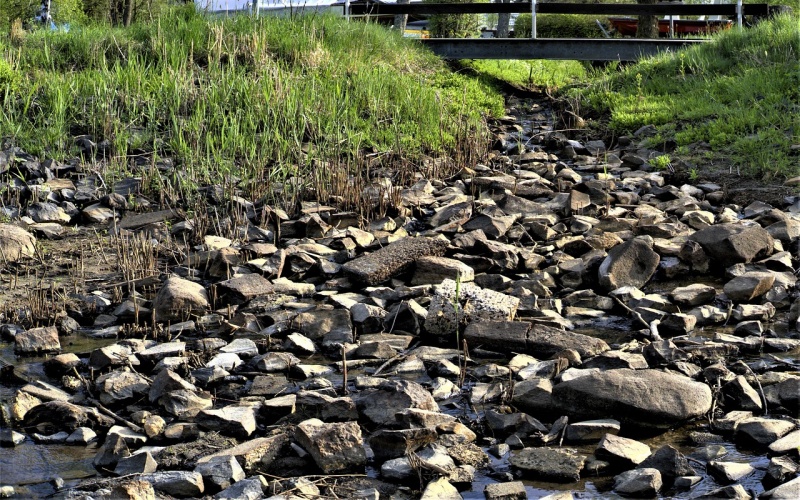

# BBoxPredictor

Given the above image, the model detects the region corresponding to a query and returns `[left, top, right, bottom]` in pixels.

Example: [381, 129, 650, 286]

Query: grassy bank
[0, 7, 503, 209]
[578, 13, 800, 180]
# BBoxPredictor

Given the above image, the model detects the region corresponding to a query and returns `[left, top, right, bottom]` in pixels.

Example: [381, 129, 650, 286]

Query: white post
[736, 0, 743, 28]
[531, 0, 537, 39]
[345, 0, 350, 20]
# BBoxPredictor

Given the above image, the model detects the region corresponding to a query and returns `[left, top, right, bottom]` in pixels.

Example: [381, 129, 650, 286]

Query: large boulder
[153, 276, 209, 322]
[0, 223, 37, 262]
[551, 369, 712, 429]
[689, 223, 773, 265]
[598, 237, 660, 291]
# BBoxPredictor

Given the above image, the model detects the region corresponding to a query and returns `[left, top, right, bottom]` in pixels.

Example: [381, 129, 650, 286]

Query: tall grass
[0, 7, 503, 213]
[578, 13, 800, 179]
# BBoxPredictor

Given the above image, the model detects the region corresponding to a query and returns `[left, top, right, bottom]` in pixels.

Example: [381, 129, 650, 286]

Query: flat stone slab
[509, 447, 586, 482]
[343, 236, 448, 285]
[119, 209, 181, 229]
[196, 434, 287, 472]
[464, 321, 609, 358]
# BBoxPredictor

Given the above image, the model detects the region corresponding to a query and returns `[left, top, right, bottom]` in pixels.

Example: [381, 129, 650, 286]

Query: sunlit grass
[577, 13, 800, 179]
[0, 7, 504, 211]
[459, 58, 589, 91]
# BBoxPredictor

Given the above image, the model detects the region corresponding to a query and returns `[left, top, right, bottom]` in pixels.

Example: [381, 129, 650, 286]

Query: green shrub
[514, 13, 609, 38]
[426, 0, 489, 38]
[0, 0, 87, 29]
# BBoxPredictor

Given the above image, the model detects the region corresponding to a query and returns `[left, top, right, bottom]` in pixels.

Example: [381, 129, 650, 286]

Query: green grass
[459, 59, 589, 91]
[0, 7, 504, 209]
[577, 13, 800, 180]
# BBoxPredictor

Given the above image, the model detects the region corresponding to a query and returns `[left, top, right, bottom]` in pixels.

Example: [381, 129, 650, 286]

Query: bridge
[346, 1, 777, 61]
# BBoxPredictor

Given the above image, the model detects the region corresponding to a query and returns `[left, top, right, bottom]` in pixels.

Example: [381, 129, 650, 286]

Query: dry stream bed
[1, 95, 799, 500]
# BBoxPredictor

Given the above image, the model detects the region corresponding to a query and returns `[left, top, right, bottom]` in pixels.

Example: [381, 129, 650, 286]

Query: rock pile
[1, 98, 799, 499]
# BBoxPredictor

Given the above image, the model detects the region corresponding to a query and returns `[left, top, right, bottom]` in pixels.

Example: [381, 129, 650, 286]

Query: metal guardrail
[347, 1, 774, 37]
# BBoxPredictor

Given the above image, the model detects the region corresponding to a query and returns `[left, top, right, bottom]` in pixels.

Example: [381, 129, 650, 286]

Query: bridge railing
[346, 1, 774, 38]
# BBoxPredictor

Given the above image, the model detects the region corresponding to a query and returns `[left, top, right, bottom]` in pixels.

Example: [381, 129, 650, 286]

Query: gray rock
[82, 203, 116, 223]
[343, 236, 448, 285]
[693, 484, 752, 499]
[219, 338, 258, 358]
[214, 274, 273, 306]
[722, 375, 763, 412]
[552, 369, 712, 429]
[294, 418, 366, 473]
[596, 433, 651, 467]
[295, 391, 358, 422]
[114, 451, 158, 475]
[761, 476, 800, 500]
[707, 460, 756, 484]
[350, 303, 387, 334]
[724, 271, 776, 303]
[425, 279, 520, 338]
[763, 456, 799, 489]
[735, 417, 795, 447]
[0, 223, 36, 263]
[637, 445, 695, 483]
[31, 431, 69, 444]
[674, 475, 702, 490]
[483, 481, 527, 500]
[196, 406, 257, 438]
[381, 456, 415, 481]
[138, 341, 186, 364]
[368, 427, 438, 460]
[106, 479, 156, 500]
[93, 434, 131, 470]
[464, 321, 608, 359]
[613, 468, 662, 497]
[153, 277, 210, 322]
[149, 369, 196, 403]
[689, 223, 773, 264]
[252, 352, 299, 372]
[420, 477, 461, 500]
[293, 309, 353, 346]
[214, 477, 264, 500]
[509, 447, 586, 482]
[196, 434, 287, 473]
[159, 390, 213, 419]
[96, 370, 150, 406]
[659, 313, 697, 335]
[565, 419, 621, 443]
[583, 351, 648, 370]
[107, 425, 147, 447]
[598, 237, 660, 291]
[412, 255, 475, 285]
[14, 326, 60, 355]
[140, 471, 204, 497]
[0, 429, 25, 446]
[27, 202, 71, 223]
[194, 455, 245, 491]
[89, 343, 135, 370]
[768, 429, 800, 455]
[356, 379, 438, 427]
